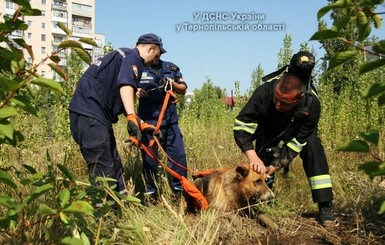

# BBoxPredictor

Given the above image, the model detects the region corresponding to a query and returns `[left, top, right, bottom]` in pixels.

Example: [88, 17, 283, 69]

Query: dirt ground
[184, 210, 385, 245]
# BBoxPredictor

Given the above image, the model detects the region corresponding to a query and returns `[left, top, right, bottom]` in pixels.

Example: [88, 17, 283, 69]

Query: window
[41, 0, 46, 5]
[41, 34, 46, 41]
[41, 10, 46, 16]
[27, 33, 32, 39]
[28, 21, 32, 27]
[42, 23, 46, 29]
[53, 36, 64, 43]
[41, 47, 46, 54]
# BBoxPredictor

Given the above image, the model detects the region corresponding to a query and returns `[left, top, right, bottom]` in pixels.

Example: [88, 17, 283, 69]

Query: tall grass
[1, 80, 385, 244]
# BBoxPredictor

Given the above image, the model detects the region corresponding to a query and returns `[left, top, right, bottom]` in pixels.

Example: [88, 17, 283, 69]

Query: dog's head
[235, 163, 275, 202]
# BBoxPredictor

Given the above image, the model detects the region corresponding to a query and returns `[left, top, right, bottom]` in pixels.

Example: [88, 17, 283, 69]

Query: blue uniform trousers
[140, 123, 187, 194]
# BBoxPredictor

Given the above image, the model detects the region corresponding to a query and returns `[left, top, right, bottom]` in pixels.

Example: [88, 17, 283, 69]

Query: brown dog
[193, 163, 274, 212]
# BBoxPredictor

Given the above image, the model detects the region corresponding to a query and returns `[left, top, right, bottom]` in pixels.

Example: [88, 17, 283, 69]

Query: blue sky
[94, 1, 383, 95]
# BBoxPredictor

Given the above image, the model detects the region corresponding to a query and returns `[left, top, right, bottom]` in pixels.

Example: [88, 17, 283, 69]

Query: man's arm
[120, 85, 136, 115]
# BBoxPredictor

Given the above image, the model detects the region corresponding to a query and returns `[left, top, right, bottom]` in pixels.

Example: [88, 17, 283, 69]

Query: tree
[247, 64, 264, 98]
[103, 42, 114, 54]
[311, 0, 385, 214]
[277, 33, 294, 69]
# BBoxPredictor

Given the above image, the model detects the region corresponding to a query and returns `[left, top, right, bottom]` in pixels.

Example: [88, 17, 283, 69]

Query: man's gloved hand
[140, 122, 156, 134]
[126, 114, 142, 141]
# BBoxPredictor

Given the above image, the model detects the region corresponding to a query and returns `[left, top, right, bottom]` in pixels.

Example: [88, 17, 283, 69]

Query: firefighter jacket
[233, 78, 320, 169]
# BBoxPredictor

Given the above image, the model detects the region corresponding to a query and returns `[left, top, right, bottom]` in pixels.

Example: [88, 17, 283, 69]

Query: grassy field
[1, 85, 385, 244]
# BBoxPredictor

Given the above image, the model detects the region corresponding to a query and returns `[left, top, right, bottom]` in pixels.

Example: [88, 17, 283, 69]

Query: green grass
[1, 91, 385, 244]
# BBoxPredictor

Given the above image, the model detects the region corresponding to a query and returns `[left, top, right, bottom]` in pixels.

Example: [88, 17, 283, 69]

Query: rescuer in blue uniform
[136, 59, 188, 199]
[233, 51, 339, 227]
[69, 33, 166, 207]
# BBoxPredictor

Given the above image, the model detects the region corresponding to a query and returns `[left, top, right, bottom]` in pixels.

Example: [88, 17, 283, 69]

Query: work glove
[126, 114, 142, 141]
[140, 122, 156, 134]
[140, 122, 162, 139]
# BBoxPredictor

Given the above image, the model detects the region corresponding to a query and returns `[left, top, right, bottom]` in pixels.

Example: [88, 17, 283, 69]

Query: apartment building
[0, 0, 105, 79]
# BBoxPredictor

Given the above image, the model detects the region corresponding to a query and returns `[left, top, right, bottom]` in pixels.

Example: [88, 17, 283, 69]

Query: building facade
[0, 0, 105, 79]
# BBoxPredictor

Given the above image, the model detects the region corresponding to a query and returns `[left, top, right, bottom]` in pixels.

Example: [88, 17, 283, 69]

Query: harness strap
[128, 136, 209, 209]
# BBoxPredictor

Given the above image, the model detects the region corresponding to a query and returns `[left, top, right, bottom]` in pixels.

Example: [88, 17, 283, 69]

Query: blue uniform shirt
[137, 61, 187, 126]
[69, 48, 143, 125]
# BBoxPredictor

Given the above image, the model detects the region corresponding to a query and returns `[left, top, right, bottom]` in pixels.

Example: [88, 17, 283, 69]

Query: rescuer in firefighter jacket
[136, 59, 188, 198]
[233, 51, 338, 226]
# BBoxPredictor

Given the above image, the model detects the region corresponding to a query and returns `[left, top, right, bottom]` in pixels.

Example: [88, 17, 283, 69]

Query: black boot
[318, 201, 339, 227]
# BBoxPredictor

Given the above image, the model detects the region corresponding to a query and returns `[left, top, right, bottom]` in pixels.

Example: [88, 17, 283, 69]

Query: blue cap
[136, 33, 166, 54]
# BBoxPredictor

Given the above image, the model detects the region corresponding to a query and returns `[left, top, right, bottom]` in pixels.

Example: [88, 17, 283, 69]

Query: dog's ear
[235, 165, 249, 179]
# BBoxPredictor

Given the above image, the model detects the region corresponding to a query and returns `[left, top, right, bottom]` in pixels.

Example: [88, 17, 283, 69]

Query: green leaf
[331, 16, 351, 32]
[1, 130, 24, 147]
[25, 184, 53, 205]
[60, 212, 69, 224]
[360, 59, 385, 75]
[358, 161, 385, 178]
[22, 164, 37, 174]
[328, 50, 357, 70]
[379, 201, 385, 214]
[0, 196, 18, 209]
[58, 189, 70, 209]
[49, 55, 61, 63]
[20, 172, 44, 186]
[0, 47, 16, 60]
[337, 140, 370, 152]
[80, 232, 91, 245]
[57, 164, 75, 181]
[0, 170, 17, 189]
[78, 37, 98, 47]
[20, 8, 42, 17]
[0, 107, 18, 119]
[361, 81, 385, 98]
[57, 22, 72, 37]
[359, 130, 379, 145]
[317, 5, 333, 19]
[11, 58, 25, 73]
[38, 204, 57, 217]
[73, 48, 91, 65]
[309, 30, 342, 41]
[356, 11, 368, 26]
[48, 63, 67, 81]
[63, 201, 94, 215]
[10, 95, 37, 116]
[0, 119, 15, 139]
[119, 193, 142, 204]
[372, 41, 385, 54]
[58, 40, 82, 49]
[357, 22, 371, 42]
[61, 237, 83, 245]
[11, 0, 32, 9]
[372, 14, 382, 29]
[0, 75, 22, 91]
[30, 78, 63, 93]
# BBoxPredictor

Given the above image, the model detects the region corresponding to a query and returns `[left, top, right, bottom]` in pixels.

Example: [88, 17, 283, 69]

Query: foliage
[0, 152, 94, 244]
[0, 0, 97, 147]
[312, 0, 385, 214]
[246, 64, 264, 98]
[187, 78, 227, 121]
[277, 33, 294, 69]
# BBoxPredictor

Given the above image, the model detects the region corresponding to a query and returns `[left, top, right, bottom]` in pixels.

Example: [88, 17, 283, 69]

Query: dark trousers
[69, 112, 126, 193]
[140, 123, 187, 194]
[257, 133, 333, 204]
[299, 134, 333, 203]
